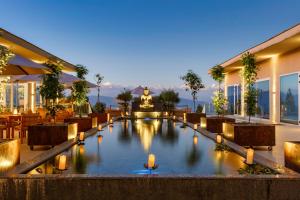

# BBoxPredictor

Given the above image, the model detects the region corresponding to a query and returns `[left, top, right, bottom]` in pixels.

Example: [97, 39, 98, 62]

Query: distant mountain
[89, 95, 118, 108]
[88, 95, 211, 112]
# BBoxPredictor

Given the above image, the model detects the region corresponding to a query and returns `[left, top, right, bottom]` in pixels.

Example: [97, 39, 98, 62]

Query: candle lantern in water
[246, 148, 254, 165]
[193, 135, 198, 145]
[58, 155, 67, 170]
[98, 135, 103, 144]
[216, 134, 222, 144]
[148, 154, 155, 169]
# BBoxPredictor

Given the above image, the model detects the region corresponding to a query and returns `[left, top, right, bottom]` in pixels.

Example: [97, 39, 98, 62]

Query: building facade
[0, 28, 76, 113]
[214, 23, 300, 125]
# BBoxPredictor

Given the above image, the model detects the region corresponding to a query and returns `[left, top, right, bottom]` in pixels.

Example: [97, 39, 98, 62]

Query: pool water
[28, 119, 246, 175]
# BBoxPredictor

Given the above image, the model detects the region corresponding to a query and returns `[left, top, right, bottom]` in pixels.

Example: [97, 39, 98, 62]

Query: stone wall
[1, 175, 300, 200]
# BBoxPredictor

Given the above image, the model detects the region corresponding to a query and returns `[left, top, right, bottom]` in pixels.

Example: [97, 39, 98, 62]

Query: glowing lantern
[173, 115, 176, 120]
[58, 155, 67, 170]
[79, 132, 84, 141]
[246, 148, 254, 165]
[183, 113, 187, 123]
[193, 124, 198, 130]
[98, 136, 103, 144]
[13, 108, 18, 115]
[107, 113, 110, 122]
[110, 119, 113, 124]
[148, 154, 155, 169]
[98, 124, 102, 131]
[193, 135, 198, 145]
[216, 134, 222, 144]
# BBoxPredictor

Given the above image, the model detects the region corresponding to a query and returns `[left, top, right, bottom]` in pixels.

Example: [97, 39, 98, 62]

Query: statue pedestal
[132, 111, 163, 119]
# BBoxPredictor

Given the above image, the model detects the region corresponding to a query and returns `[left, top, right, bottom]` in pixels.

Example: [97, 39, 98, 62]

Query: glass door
[227, 85, 241, 115]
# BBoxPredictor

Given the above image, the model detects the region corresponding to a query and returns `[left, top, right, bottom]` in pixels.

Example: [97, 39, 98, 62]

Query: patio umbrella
[12, 73, 98, 88]
[131, 86, 154, 96]
[1, 54, 49, 75]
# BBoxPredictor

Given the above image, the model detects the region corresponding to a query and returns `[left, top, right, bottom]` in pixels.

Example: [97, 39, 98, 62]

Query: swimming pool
[28, 119, 246, 175]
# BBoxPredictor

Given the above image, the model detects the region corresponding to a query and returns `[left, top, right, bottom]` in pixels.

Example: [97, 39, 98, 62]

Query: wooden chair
[0, 117, 8, 139]
[8, 116, 22, 139]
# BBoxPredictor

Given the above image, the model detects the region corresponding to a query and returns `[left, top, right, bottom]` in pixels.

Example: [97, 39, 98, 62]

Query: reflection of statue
[140, 87, 154, 109]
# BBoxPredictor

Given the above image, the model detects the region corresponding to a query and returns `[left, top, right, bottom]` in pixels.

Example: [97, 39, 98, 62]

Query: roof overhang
[210, 23, 300, 73]
[0, 28, 76, 72]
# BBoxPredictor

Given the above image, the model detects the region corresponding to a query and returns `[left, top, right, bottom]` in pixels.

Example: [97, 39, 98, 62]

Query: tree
[0, 45, 14, 75]
[71, 65, 89, 117]
[116, 89, 133, 114]
[180, 70, 205, 112]
[40, 62, 65, 119]
[159, 89, 180, 113]
[242, 52, 259, 123]
[94, 73, 104, 103]
[210, 65, 227, 116]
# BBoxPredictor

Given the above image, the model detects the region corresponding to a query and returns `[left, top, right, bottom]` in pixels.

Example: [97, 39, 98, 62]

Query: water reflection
[72, 145, 87, 174]
[186, 133, 201, 167]
[132, 119, 162, 152]
[27, 119, 246, 175]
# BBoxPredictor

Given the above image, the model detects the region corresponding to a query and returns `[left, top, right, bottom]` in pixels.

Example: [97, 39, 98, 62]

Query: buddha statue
[140, 87, 154, 109]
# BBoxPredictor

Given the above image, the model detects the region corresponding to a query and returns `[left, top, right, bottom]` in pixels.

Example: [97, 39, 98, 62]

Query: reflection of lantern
[98, 125, 102, 131]
[109, 126, 113, 133]
[193, 135, 198, 145]
[107, 113, 110, 122]
[79, 145, 85, 154]
[193, 124, 198, 130]
[58, 155, 67, 170]
[126, 112, 129, 116]
[79, 132, 84, 141]
[246, 148, 254, 165]
[148, 154, 155, 169]
[98, 136, 103, 144]
[216, 134, 222, 144]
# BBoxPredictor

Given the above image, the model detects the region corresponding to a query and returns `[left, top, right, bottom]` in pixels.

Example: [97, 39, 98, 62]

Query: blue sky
[1, 0, 300, 98]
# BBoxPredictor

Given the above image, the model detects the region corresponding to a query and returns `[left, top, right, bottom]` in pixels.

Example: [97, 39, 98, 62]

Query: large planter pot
[200, 116, 235, 133]
[64, 117, 95, 132]
[88, 113, 107, 124]
[186, 113, 206, 124]
[28, 123, 77, 150]
[223, 122, 275, 149]
[284, 142, 300, 173]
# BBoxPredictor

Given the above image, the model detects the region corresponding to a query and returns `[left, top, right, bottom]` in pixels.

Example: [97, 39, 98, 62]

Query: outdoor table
[28, 122, 78, 150]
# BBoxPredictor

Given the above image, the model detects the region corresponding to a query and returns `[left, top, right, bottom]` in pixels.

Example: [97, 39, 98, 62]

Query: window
[280, 73, 298, 124]
[255, 80, 270, 119]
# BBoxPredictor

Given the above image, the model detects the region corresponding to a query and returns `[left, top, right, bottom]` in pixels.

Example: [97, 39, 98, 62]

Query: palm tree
[180, 70, 205, 112]
[94, 73, 104, 103]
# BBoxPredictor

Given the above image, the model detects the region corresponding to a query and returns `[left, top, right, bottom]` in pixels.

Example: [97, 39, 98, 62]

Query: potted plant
[40, 62, 65, 123]
[180, 70, 205, 123]
[222, 52, 275, 150]
[65, 65, 94, 132]
[116, 89, 133, 117]
[159, 89, 180, 116]
[201, 65, 235, 133]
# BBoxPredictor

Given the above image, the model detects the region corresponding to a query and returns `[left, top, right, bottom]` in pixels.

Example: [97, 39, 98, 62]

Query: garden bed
[186, 113, 206, 124]
[200, 116, 235, 133]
